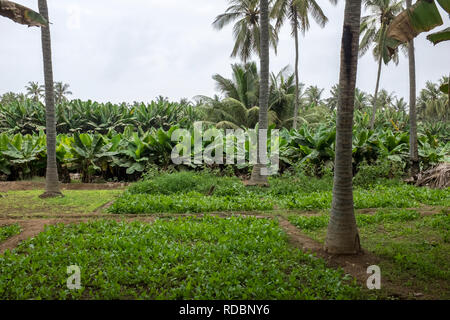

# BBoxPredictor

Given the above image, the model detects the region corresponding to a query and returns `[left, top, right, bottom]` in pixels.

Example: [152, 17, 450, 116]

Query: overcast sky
[1, 0, 449, 104]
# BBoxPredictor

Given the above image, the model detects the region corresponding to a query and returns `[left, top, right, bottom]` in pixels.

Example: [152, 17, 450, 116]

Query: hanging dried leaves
[386, 0, 444, 55]
[0, 0, 47, 27]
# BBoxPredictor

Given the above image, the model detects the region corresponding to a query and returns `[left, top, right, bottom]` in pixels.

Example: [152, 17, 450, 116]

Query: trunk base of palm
[325, 230, 361, 255]
[39, 191, 63, 199]
[247, 164, 269, 187]
[410, 160, 420, 177]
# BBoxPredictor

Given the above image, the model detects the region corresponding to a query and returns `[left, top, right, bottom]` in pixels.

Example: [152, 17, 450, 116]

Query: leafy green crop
[0, 217, 363, 300]
[0, 224, 21, 242]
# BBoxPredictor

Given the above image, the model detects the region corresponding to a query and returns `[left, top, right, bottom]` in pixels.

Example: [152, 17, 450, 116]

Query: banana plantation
[0, 0, 449, 306]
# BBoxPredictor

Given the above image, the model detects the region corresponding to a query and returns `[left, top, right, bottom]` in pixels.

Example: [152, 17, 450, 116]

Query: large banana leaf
[386, 0, 450, 54]
[0, 0, 47, 27]
[427, 27, 450, 45]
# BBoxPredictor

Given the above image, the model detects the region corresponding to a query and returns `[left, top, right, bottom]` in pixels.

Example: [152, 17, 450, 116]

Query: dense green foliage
[0, 97, 199, 135]
[0, 224, 21, 242]
[0, 217, 363, 299]
[0, 116, 448, 182]
[109, 172, 450, 214]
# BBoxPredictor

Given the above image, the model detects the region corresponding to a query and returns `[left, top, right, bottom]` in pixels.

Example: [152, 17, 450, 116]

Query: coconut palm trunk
[369, 52, 383, 129]
[292, 12, 300, 130]
[406, 0, 419, 176]
[249, 0, 270, 186]
[325, 0, 362, 254]
[38, 0, 62, 198]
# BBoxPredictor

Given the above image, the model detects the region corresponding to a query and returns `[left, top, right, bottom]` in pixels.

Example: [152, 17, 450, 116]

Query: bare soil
[0, 181, 128, 192]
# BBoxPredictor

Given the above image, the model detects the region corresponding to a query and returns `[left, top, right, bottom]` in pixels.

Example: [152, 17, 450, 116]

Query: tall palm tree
[417, 80, 448, 121]
[198, 63, 290, 128]
[325, 0, 362, 254]
[213, 0, 279, 63]
[392, 97, 407, 112]
[249, 0, 270, 186]
[354, 88, 370, 110]
[305, 85, 324, 107]
[327, 84, 369, 110]
[405, 0, 419, 176]
[54, 82, 72, 104]
[38, 0, 62, 198]
[25, 81, 44, 102]
[269, 67, 300, 126]
[213, 62, 260, 108]
[359, 0, 403, 129]
[272, 0, 337, 129]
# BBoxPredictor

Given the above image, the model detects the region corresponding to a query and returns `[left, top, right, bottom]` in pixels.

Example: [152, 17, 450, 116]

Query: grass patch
[0, 224, 21, 242]
[288, 210, 450, 299]
[0, 190, 122, 217]
[111, 172, 449, 214]
[0, 217, 364, 300]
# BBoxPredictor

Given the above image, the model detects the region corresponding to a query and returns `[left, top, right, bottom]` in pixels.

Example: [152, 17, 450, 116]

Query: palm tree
[38, 0, 62, 198]
[213, 0, 279, 63]
[359, 0, 403, 129]
[392, 97, 407, 112]
[213, 62, 260, 108]
[272, 0, 337, 129]
[405, 0, 419, 176]
[25, 81, 44, 102]
[199, 63, 291, 128]
[305, 85, 324, 107]
[248, 0, 270, 186]
[199, 62, 261, 128]
[54, 82, 72, 104]
[417, 80, 449, 122]
[269, 67, 300, 126]
[354, 88, 370, 110]
[374, 89, 396, 111]
[327, 85, 370, 111]
[324, 0, 362, 254]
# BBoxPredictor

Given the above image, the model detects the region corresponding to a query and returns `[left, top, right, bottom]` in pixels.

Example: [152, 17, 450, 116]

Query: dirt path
[0, 181, 128, 192]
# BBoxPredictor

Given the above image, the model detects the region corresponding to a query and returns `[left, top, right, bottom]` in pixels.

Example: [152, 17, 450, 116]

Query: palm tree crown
[359, 0, 403, 64]
[25, 81, 44, 102]
[54, 82, 72, 104]
[213, 0, 279, 62]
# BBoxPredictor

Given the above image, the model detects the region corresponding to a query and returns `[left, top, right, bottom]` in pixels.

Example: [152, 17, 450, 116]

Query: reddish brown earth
[0, 181, 128, 192]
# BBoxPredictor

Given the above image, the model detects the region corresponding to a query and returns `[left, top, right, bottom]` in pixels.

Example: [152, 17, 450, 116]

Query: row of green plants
[1, 72, 448, 135]
[108, 172, 450, 214]
[0, 97, 199, 135]
[0, 122, 448, 182]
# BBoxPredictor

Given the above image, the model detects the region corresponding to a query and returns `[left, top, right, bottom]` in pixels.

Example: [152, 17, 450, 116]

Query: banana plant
[352, 128, 379, 171]
[113, 132, 152, 175]
[0, 133, 11, 175]
[386, 0, 450, 55]
[69, 133, 118, 182]
[0, 132, 46, 179]
[287, 124, 336, 175]
[376, 129, 410, 163]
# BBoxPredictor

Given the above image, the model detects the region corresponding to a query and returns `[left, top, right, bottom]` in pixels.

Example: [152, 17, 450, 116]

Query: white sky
[1, 0, 449, 103]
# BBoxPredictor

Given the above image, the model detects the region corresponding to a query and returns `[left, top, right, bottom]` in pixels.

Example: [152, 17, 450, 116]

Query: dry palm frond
[414, 163, 450, 189]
